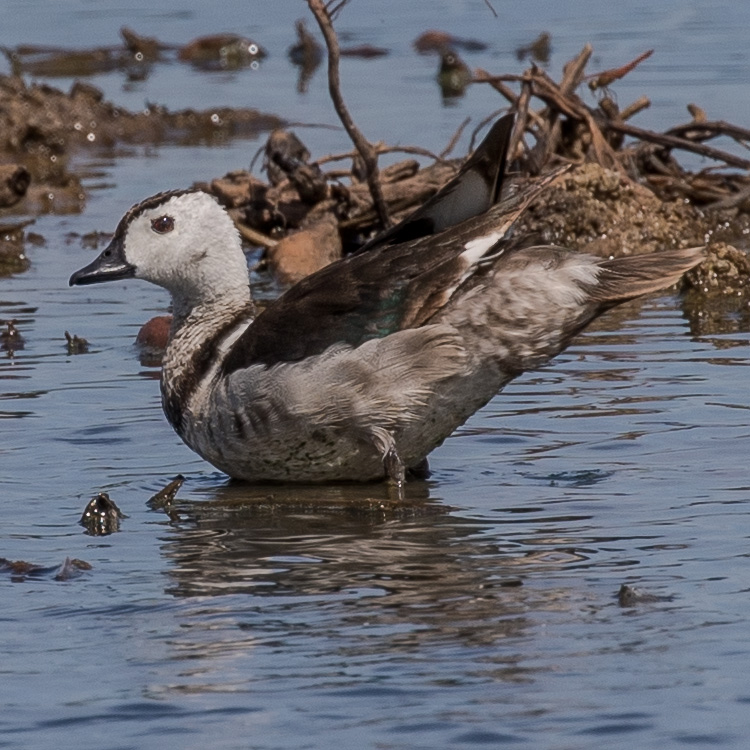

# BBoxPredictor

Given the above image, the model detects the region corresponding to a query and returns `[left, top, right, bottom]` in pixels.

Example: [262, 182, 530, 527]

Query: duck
[69, 114, 704, 486]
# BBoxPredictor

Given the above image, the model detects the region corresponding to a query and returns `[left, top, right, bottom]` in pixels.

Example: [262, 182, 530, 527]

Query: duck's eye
[151, 215, 174, 234]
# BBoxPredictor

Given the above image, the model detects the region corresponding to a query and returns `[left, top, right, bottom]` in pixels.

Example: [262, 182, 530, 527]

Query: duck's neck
[161, 293, 256, 433]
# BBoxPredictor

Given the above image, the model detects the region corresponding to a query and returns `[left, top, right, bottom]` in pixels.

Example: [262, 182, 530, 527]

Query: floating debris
[148, 474, 185, 506]
[0, 556, 92, 582]
[80, 231, 113, 250]
[1, 320, 24, 353]
[515, 32, 551, 65]
[3, 45, 130, 78]
[147, 475, 185, 509]
[617, 583, 674, 607]
[340, 44, 388, 59]
[178, 34, 266, 71]
[119, 26, 165, 62]
[288, 19, 322, 93]
[0, 222, 31, 277]
[79, 492, 127, 536]
[0, 164, 30, 208]
[0, 73, 284, 206]
[413, 30, 487, 55]
[147, 475, 185, 522]
[437, 49, 472, 100]
[64, 330, 89, 354]
[264, 129, 327, 203]
[55, 557, 93, 581]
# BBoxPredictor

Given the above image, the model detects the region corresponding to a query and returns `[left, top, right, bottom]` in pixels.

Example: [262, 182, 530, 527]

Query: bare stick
[307, 0, 390, 228]
[507, 77, 532, 162]
[547, 45, 592, 155]
[483, 0, 498, 18]
[667, 120, 750, 144]
[619, 96, 651, 121]
[440, 117, 471, 158]
[236, 222, 279, 249]
[468, 108, 511, 151]
[314, 144, 447, 168]
[606, 120, 750, 170]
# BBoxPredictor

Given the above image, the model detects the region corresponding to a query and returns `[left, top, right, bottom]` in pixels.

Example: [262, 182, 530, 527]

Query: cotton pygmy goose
[70, 115, 704, 485]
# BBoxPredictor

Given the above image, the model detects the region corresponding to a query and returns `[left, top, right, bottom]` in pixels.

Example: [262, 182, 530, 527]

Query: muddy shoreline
[1, 39, 749, 321]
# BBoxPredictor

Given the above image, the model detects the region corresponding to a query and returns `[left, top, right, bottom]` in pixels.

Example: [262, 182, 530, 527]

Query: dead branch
[585, 49, 653, 91]
[307, 0, 390, 228]
[605, 120, 750, 170]
[619, 96, 651, 121]
[440, 117, 471, 158]
[314, 144, 448, 169]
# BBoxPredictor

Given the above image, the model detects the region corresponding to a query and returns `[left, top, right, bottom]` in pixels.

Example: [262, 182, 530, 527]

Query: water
[2, 1, 750, 748]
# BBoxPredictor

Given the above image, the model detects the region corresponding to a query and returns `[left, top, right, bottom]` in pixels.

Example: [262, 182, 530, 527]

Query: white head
[70, 190, 252, 317]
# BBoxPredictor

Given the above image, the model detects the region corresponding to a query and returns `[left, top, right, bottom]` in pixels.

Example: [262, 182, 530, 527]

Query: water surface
[2, 1, 750, 748]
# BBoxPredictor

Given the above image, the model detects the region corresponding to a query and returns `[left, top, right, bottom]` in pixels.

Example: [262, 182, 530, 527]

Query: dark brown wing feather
[221, 170, 558, 373]
[356, 113, 515, 253]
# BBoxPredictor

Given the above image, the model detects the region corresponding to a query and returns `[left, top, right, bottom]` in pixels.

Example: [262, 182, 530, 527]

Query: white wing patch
[187, 317, 252, 408]
[460, 230, 505, 269]
[434, 230, 508, 308]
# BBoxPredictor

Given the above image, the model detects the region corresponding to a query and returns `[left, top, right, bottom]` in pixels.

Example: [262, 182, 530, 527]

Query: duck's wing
[221, 171, 559, 373]
[355, 113, 515, 253]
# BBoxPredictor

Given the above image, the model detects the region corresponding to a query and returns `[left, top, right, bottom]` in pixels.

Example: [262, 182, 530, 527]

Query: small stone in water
[79, 492, 127, 536]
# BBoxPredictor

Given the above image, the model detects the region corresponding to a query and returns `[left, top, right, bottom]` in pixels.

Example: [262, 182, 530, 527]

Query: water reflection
[683, 289, 750, 342]
[155, 481, 600, 661]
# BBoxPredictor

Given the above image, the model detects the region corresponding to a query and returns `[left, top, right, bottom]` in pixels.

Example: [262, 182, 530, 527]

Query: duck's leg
[384, 446, 406, 503]
[370, 426, 406, 500]
[383, 445, 406, 485]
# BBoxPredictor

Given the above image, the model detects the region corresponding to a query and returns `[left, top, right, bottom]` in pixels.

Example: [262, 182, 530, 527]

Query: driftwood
[472, 44, 750, 205]
[307, 0, 391, 229]
[202, 38, 750, 275]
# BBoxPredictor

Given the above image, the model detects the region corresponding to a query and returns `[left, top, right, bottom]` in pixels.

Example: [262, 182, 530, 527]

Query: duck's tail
[592, 246, 705, 303]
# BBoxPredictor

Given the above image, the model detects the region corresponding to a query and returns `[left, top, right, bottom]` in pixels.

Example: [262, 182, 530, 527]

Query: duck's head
[69, 189, 251, 311]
